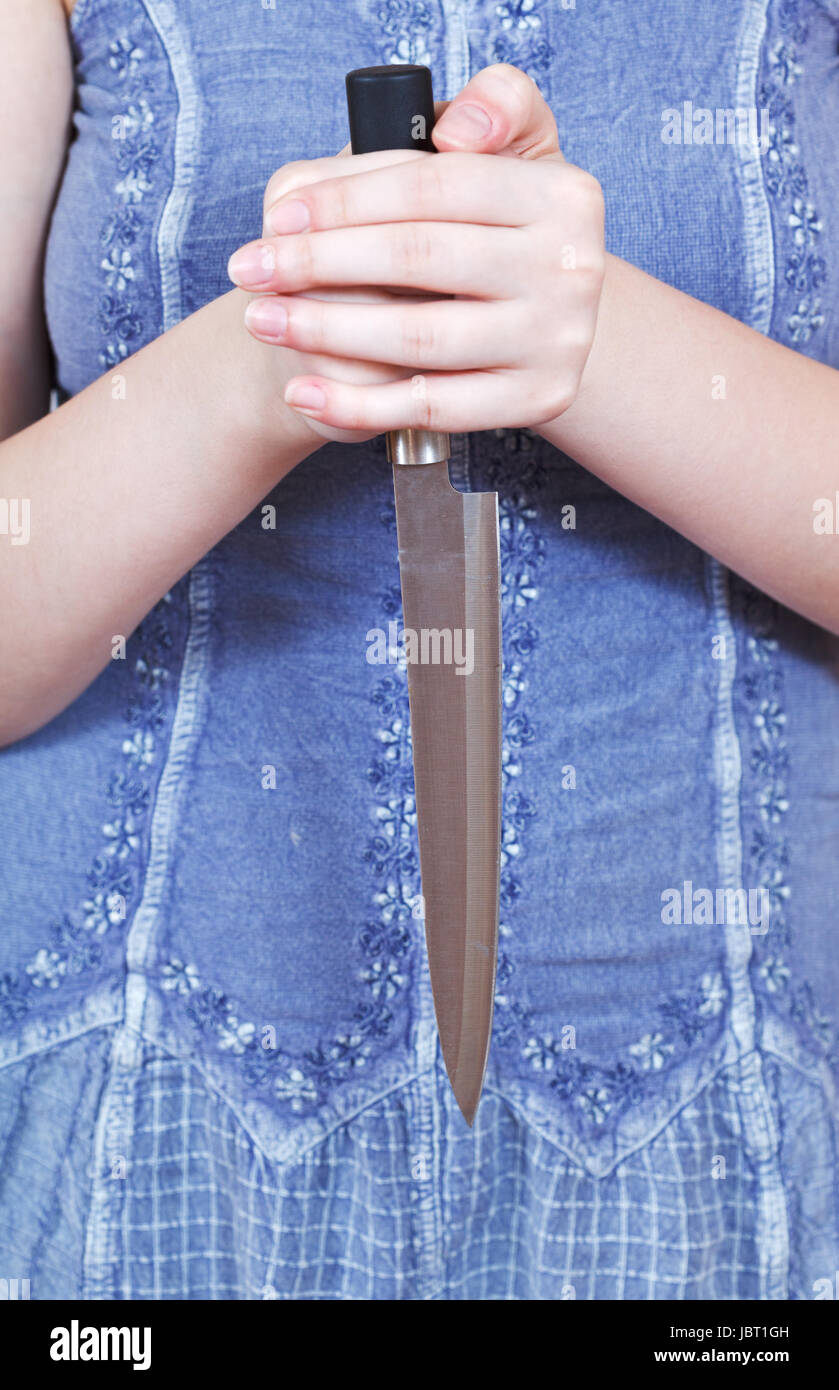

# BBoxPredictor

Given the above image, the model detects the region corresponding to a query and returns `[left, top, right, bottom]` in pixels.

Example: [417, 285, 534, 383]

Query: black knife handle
[344, 65, 450, 465]
[345, 64, 436, 155]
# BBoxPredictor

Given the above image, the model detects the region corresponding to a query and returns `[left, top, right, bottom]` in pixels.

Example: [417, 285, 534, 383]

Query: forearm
[541, 254, 839, 633]
[0, 289, 316, 745]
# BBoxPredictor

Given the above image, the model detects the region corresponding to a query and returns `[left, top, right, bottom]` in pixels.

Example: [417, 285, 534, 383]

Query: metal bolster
[386, 428, 451, 466]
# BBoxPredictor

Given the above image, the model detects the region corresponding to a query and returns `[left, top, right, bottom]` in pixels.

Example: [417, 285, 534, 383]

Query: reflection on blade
[393, 460, 502, 1125]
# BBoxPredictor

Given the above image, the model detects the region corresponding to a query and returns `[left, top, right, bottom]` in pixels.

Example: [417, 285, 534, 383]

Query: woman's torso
[1, 0, 838, 1298]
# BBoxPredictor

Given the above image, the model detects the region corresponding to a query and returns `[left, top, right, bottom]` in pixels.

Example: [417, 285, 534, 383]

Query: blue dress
[2, 0, 838, 1299]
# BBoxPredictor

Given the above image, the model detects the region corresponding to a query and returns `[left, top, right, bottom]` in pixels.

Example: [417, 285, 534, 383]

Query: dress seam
[0, 1012, 122, 1075]
[721, 0, 790, 1300]
[81, 3, 211, 1298]
[129, 1021, 440, 1167]
[734, 2, 777, 336]
[707, 17, 792, 1256]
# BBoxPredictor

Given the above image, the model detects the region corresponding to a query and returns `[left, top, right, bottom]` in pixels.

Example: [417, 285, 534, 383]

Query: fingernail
[284, 381, 326, 412]
[266, 199, 310, 234]
[437, 102, 492, 142]
[228, 242, 276, 288]
[244, 298, 288, 341]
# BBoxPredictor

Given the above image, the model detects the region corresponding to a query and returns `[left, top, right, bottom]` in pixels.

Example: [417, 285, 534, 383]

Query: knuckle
[570, 168, 605, 222]
[485, 62, 529, 97]
[263, 175, 283, 214]
[412, 389, 438, 430]
[546, 253, 604, 301]
[415, 156, 447, 215]
[402, 313, 437, 367]
[540, 161, 572, 215]
[290, 233, 316, 286]
[328, 175, 351, 228]
[486, 62, 521, 82]
[544, 165, 604, 230]
[524, 299, 551, 347]
[575, 258, 606, 298]
[263, 161, 304, 211]
[390, 222, 434, 280]
[405, 372, 439, 429]
[342, 407, 365, 432]
[540, 373, 577, 421]
[483, 62, 534, 122]
[540, 227, 605, 288]
[304, 300, 328, 351]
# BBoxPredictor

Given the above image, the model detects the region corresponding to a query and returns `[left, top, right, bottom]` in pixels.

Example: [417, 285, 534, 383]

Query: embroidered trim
[760, 1, 827, 346]
[0, 605, 173, 1028]
[735, 584, 837, 1069]
[0, 26, 176, 1034]
[131, 0, 832, 1124]
[158, 428, 736, 1128]
[98, 35, 160, 369]
[159, 454, 420, 1114]
[483, 433, 728, 1131]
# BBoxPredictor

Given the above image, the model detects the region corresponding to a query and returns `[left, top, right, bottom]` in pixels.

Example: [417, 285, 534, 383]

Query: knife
[345, 65, 502, 1125]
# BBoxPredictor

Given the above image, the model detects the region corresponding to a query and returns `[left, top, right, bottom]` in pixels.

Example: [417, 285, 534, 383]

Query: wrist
[534, 252, 620, 451]
[214, 289, 321, 474]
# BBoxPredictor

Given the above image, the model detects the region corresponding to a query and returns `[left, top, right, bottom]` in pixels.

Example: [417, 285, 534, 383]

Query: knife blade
[345, 65, 502, 1125]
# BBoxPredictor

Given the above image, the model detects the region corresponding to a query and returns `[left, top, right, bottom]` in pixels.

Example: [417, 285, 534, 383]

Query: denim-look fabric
[1, 0, 838, 1300]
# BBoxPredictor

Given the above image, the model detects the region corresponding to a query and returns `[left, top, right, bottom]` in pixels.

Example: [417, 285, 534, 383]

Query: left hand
[228, 63, 605, 441]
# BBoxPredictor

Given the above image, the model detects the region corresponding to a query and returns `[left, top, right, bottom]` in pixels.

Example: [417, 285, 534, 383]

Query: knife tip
[445, 1049, 489, 1128]
[455, 1092, 479, 1128]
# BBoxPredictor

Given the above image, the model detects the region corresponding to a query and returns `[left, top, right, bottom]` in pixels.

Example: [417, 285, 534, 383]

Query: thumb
[432, 62, 562, 159]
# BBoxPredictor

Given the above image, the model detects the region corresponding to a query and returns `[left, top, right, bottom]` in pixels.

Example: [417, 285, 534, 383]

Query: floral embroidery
[0, 974, 30, 1024]
[496, 0, 542, 34]
[124, 0, 830, 1123]
[488, 0, 555, 77]
[166, 944, 395, 1113]
[108, 35, 145, 80]
[482, 429, 730, 1130]
[0, 600, 174, 1029]
[98, 36, 159, 369]
[161, 958, 200, 996]
[760, 2, 827, 347]
[26, 950, 67, 991]
[376, 0, 433, 67]
[490, 0, 828, 1117]
[159, 428, 739, 1129]
[630, 1033, 674, 1072]
[163, 431, 584, 1115]
[735, 582, 837, 1070]
[165, 453, 423, 1114]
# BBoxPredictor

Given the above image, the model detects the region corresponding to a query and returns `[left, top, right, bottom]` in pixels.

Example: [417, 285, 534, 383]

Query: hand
[227, 64, 605, 444]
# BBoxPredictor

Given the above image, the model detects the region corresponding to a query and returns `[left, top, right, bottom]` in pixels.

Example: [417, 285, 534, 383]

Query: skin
[231, 64, 839, 638]
[236, 74, 604, 441]
[0, 0, 315, 744]
[1, 7, 837, 747]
